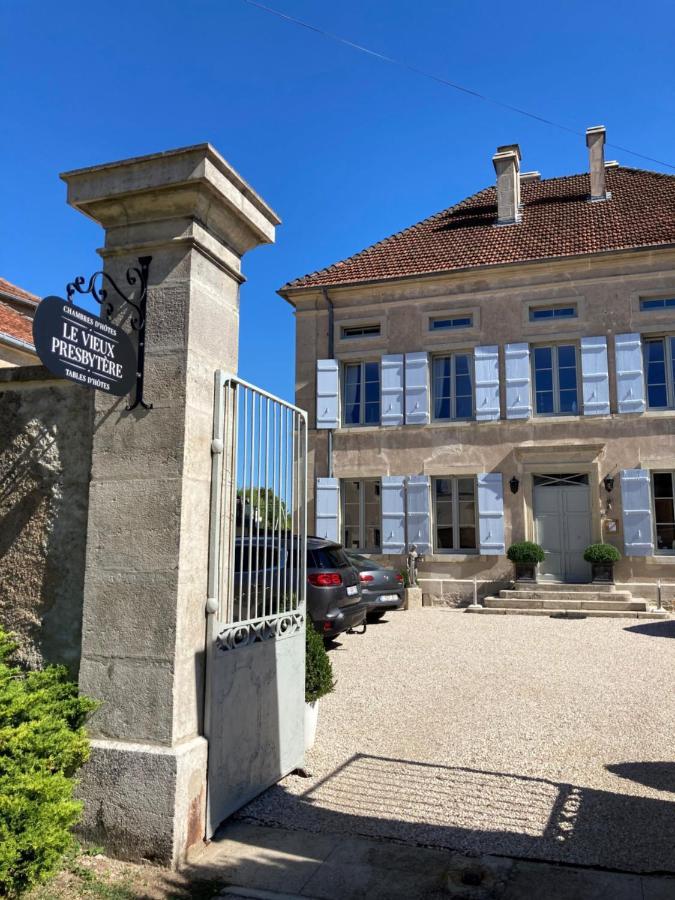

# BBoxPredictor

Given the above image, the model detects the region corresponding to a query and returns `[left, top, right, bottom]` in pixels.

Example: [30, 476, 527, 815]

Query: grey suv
[307, 537, 369, 638]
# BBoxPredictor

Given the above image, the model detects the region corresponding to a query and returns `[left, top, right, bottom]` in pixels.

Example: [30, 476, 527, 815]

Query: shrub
[0, 629, 98, 897]
[583, 543, 621, 564]
[506, 541, 546, 564]
[305, 625, 334, 704]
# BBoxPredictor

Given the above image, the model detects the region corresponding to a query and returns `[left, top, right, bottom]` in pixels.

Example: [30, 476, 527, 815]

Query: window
[342, 479, 381, 551]
[430, 315, 473, 331]
[532, 344, 579, 415]
[308, 546, 352, 569]
[433, 477, 476, 551]
[529, 304, 577, 321]
[652, 472, 675, 553]
[343, 361, 380, 425]
[341, 323, 381, 338]
[640, 298, 675, 311]
[432, 353, 473, 420]
[644, 336, 675, 409]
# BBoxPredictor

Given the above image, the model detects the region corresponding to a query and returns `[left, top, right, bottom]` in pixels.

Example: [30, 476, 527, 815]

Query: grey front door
[533, 474, 592, 582]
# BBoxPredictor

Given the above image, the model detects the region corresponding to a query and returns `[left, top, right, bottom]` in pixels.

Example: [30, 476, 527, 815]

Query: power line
[244, 0, 675, 172]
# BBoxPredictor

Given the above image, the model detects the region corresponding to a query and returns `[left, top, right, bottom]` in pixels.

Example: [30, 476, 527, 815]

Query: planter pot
[514, 562, 537, 583]
[304, 700, 319, 751]
[591, 562, 615, 583]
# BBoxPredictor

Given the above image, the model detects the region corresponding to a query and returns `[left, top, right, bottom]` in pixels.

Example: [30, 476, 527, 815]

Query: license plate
[380, 594, 399, 601]
[347, 585, 358, 596]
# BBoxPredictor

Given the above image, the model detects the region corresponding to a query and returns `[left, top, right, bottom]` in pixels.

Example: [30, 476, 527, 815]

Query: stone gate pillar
[61, 146, 280, 864]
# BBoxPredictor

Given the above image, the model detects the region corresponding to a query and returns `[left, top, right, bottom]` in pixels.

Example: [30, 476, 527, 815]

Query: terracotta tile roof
[0, 299, 35, 346]
[280, 167, 675, 293]
[0, 277, 39, 306]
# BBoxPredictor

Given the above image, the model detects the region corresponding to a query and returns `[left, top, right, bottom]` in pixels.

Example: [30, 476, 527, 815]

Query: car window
[308, 547, 351, 569]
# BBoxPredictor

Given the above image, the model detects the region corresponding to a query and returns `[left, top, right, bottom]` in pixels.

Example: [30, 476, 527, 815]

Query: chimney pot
[586, 125, 607, 201]
[493, 144, 522, 225]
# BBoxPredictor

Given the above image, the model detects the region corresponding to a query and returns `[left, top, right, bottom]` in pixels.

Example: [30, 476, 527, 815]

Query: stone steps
[486, 596, 646, 611]
[467, 606, 669, 619]
[514, 580, 617, 593]
[501, 589, 634, 603]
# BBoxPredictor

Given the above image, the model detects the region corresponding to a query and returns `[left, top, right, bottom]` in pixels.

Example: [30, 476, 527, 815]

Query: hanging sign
[32, 296, 137, 397]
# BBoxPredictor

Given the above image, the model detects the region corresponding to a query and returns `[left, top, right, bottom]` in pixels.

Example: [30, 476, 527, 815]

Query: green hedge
[305, 625, 334, 703]
[583, 543, 621, 564]
[506, 541, 546, 564]
[0, 629, 98, 897]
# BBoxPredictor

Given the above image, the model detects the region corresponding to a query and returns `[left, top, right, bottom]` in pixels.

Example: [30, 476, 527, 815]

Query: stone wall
[0, 365, 93, 675]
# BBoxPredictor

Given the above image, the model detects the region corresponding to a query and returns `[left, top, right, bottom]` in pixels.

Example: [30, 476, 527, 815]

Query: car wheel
[366, 609, 387, 622]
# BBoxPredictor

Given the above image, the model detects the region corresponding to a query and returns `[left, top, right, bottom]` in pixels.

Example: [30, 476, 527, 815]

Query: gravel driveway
[238, 609, 675, 873]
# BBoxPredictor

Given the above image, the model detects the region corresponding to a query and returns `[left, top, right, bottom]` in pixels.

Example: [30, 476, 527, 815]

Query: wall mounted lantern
[603, 474, 615, 493]
[509, 475, 520, 495]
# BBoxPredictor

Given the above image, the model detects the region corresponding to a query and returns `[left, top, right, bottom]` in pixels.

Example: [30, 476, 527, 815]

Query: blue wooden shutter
[580, 336, 610, 415]
[474, 345, 500, 421]
[505, 343, 532, 419]
[381, 476, 406, 554]
[316, 359, 339, 428]
[477, 472, 505, 555]
[381, 354, 404, 426]
[406, 475, 431, 553]
[615, 333, 646, 414]
[315, 477, 339, 543]
[620, 469, 653, 556]
[405, 352, 430, 425]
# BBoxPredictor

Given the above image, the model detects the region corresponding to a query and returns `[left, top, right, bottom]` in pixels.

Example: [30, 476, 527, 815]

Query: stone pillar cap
[61, 143, 280, 256]
[586, 125, 606, 146]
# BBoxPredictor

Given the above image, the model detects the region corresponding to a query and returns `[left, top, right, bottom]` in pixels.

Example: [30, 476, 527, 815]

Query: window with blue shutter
[476, 473, 505, 555]
[620, 469, 653, 556]
[406, 475, 431, 553]
[615, 333, 646, 414]
[473, 345, 500, 421]
[381, 354, 404, 426]
[381, 476, 406, 554]
[580, 336, 610, 415]
[505, 343, 532, 419]
[316, 360, 339, 429]
[405, 353, 430, 425]
[315, 477, 339, 543]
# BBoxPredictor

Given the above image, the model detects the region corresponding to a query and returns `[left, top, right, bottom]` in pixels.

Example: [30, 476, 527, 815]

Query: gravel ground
[237, 609, 675, 874]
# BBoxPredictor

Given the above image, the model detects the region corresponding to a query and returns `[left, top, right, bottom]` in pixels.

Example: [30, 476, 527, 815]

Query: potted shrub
[507, 541, 545, 583]
[583, 543, 621, 583]
[305, 625, 334, 751]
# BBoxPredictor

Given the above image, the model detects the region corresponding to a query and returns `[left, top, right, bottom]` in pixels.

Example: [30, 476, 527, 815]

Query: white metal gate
[204, 371, 307, 838]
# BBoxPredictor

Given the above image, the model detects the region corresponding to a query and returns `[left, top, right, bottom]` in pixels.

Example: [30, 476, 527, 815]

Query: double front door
[533, 474, 591, 583]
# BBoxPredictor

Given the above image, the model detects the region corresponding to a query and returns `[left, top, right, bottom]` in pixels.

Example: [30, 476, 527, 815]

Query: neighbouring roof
[0, 276, 39, 307]
[0, 300, 35, 346]
[280, 167, 675, 294]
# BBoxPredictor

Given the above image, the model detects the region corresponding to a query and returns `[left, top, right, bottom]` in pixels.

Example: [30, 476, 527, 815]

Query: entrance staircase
[467, 581, 669, 619]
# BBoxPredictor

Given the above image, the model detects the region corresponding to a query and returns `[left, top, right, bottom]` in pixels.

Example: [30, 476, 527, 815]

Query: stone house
[278, 127, 675, 606]
[0, 277, 39, 366]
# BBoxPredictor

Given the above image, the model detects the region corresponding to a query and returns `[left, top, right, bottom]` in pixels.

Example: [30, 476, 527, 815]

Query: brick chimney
[492, 144, 522, 224]
[586, 125, 607, 201]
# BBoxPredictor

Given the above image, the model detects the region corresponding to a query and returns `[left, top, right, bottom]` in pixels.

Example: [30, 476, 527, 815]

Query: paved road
[237, 609, 675, 873]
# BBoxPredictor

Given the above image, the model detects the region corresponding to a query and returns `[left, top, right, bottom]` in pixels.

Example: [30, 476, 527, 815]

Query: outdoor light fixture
[603, 474, 615, 493]
[509, 476, 520, 494]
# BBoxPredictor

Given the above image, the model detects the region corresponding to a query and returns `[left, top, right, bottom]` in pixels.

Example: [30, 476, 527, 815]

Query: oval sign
[32, 296, 137, 397]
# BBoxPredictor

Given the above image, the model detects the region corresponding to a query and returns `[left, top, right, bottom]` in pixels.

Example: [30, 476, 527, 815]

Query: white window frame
[432, 476, 478, 553]
[431, 352, 474, 421]
[531, 342, 581, 416]
[342, 359, 381, 426]
[643, 334, 675, 411]
[651, 470, 675, 555]
[341, 478, 381, 552]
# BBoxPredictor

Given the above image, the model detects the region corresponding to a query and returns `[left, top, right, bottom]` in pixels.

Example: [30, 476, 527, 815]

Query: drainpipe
[322, 287, 334, 478]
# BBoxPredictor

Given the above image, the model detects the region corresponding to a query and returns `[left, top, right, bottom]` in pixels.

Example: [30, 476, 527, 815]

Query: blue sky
[2, 1, 673, 403]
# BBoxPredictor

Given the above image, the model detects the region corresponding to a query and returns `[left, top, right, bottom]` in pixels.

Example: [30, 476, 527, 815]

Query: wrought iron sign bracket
[66, 256, 153, 410]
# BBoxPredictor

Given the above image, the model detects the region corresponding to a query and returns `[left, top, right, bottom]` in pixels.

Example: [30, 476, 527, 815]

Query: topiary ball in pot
[305, 626, 334, 751]
[583, 543, 621, 583]
[506, 541, 546, 583]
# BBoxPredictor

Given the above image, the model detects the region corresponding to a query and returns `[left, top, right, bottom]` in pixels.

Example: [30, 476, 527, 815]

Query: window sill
[645, 554, 675, 564]
[426, 552, 480, 562]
